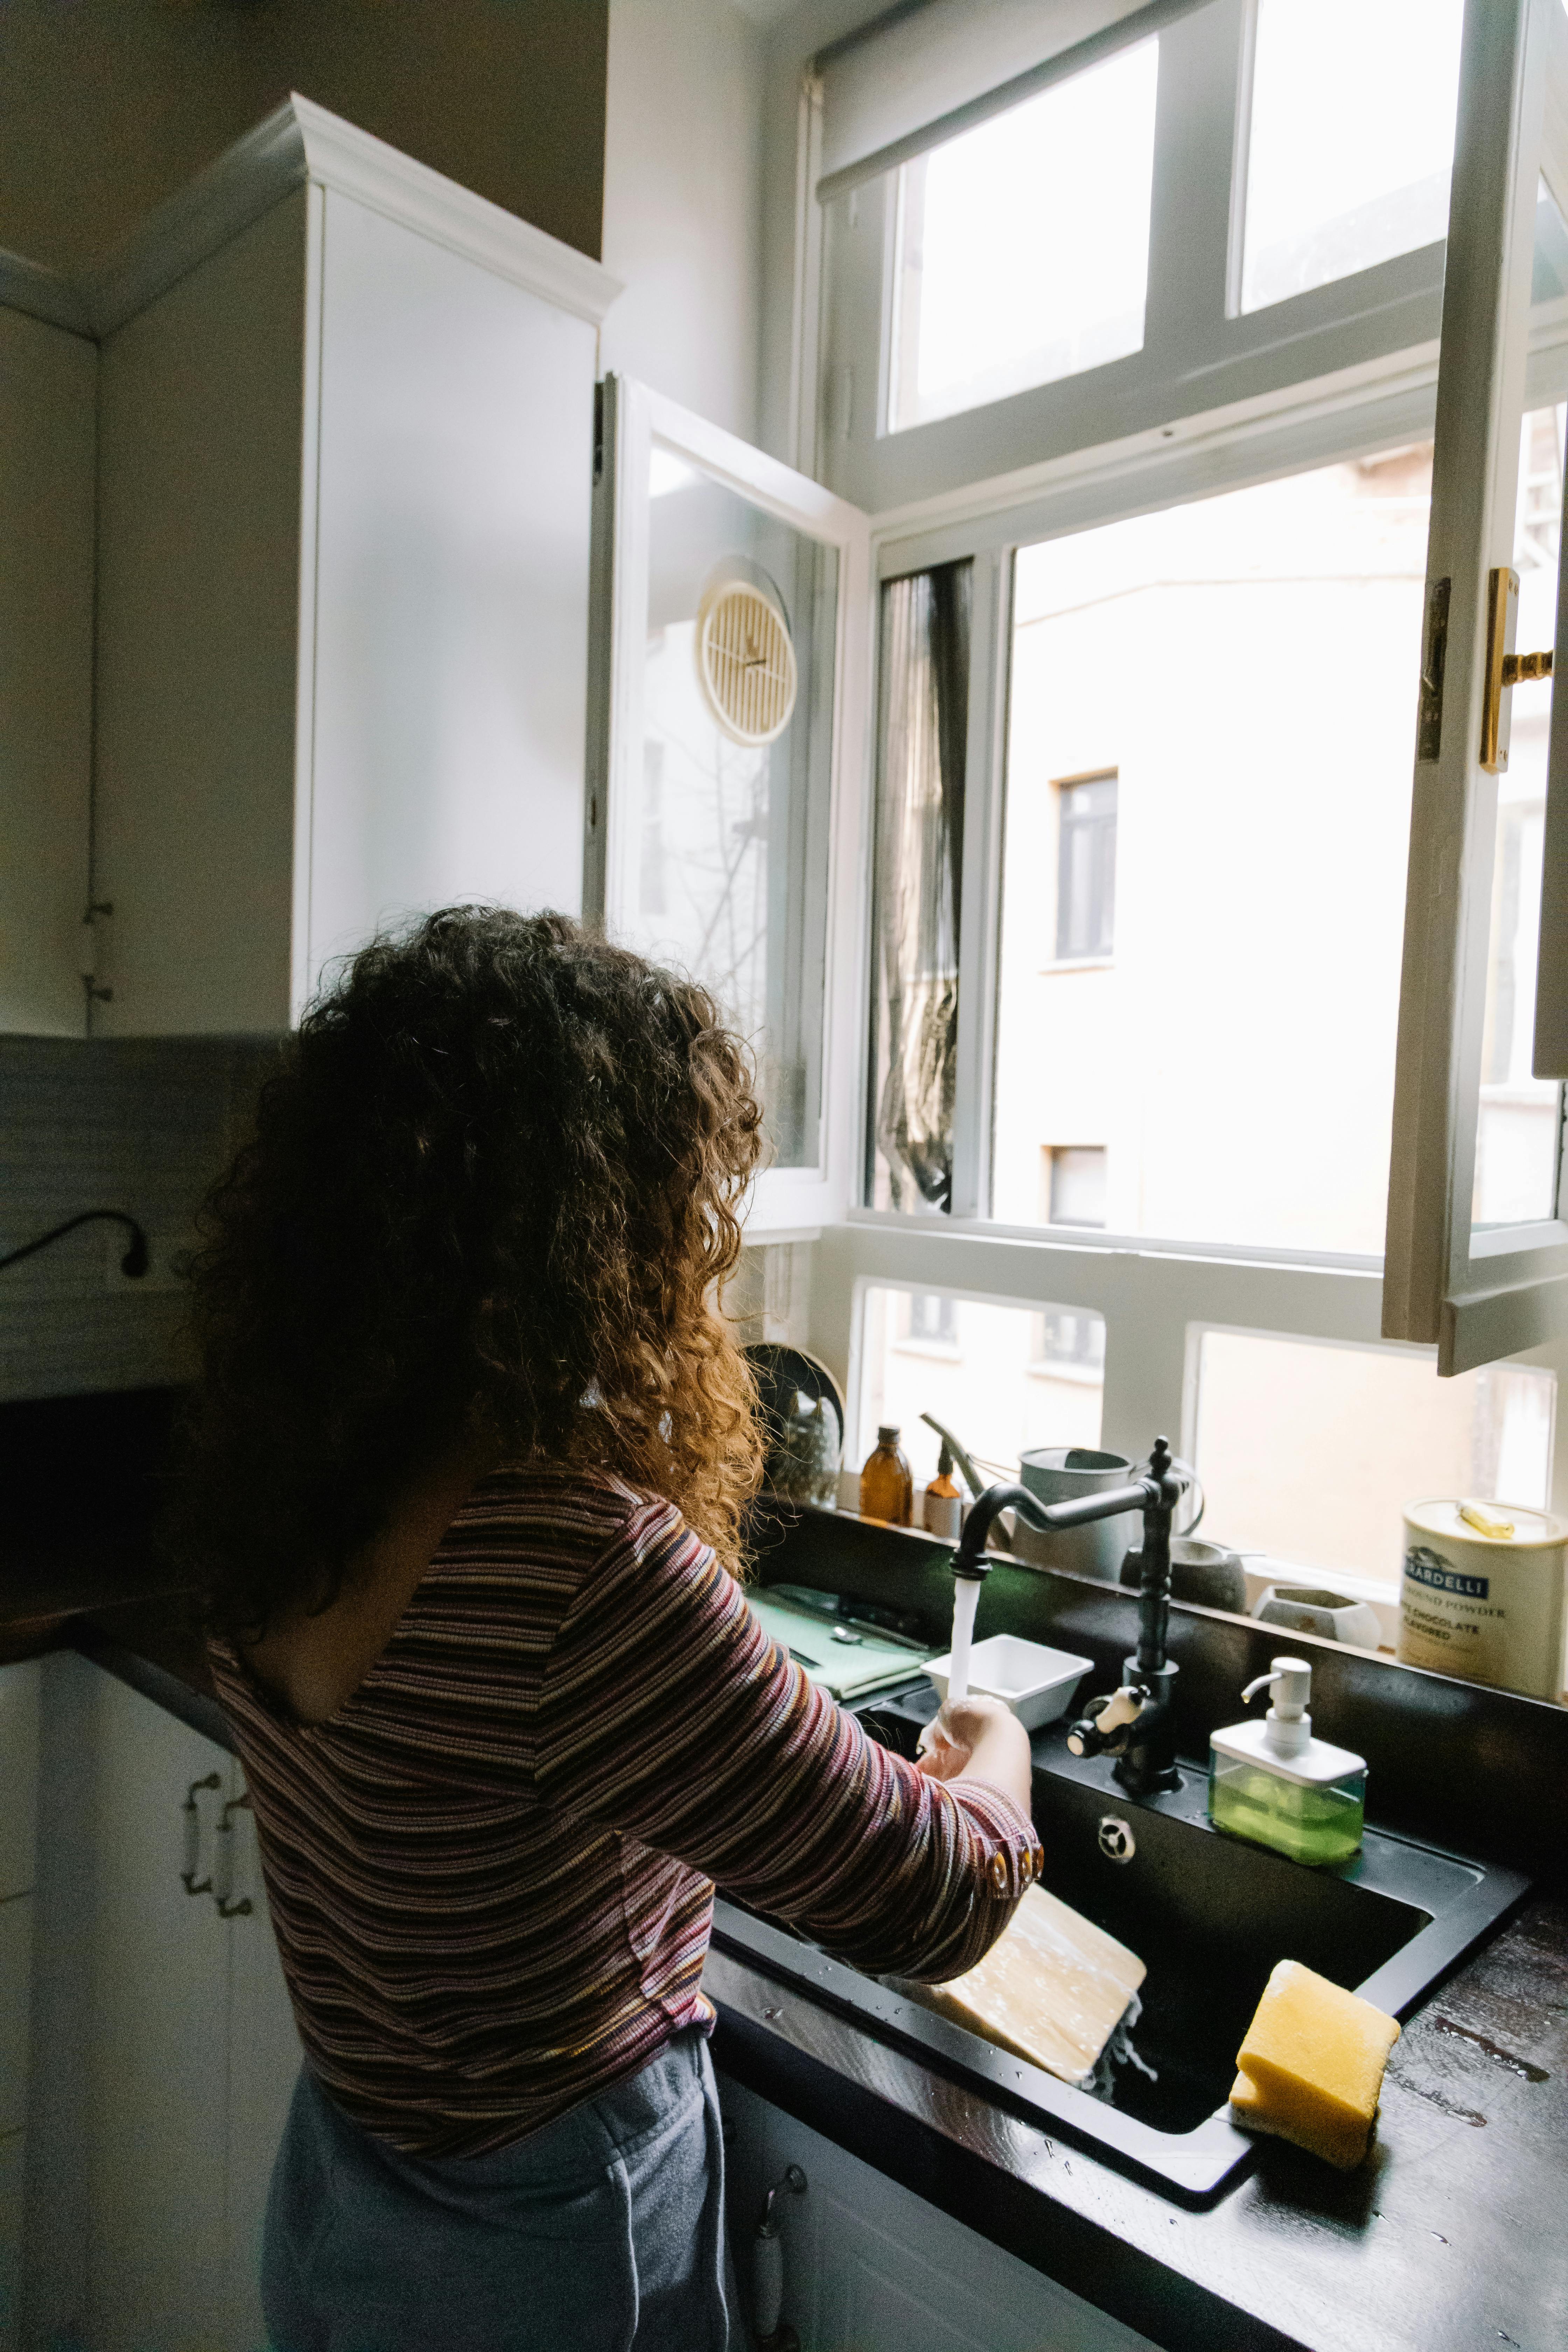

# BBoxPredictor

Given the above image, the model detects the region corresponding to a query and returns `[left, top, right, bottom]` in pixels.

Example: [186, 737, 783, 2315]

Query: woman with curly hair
[177, 906, 1035, 2352]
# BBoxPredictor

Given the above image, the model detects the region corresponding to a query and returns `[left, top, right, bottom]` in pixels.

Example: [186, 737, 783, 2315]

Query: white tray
[925, 1634, 1094, 1729]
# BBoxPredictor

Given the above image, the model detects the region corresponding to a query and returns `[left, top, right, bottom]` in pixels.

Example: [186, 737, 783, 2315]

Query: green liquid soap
[1207, 1753, 1365, 1868]
[1206, 1654, 1368, 1867]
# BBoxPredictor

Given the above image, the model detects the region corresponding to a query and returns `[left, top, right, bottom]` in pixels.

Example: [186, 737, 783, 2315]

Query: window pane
[856, 1287, 1105, 1493]
[1240, 0, 1464, 314]
[888, 38, 1158, 434]
[627, 460, 836, 1167]
[1194, 1328, 1555, 1590]
[993, 445, 1434, 1250]
[1473, 403, 1567, 1228]
[867, 564, 971, 1212]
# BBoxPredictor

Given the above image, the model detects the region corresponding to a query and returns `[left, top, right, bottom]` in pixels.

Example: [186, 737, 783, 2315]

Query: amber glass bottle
[922, 1440, 963, 1538]
[860, 1424, 913, 1524]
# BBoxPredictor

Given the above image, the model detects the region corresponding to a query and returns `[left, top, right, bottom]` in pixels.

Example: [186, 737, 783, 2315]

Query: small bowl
[924, 1634, 1094, 1729]
[1254, 1583, 1384, 1650]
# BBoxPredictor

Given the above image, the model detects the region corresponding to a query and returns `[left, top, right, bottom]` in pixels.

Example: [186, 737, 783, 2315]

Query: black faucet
[948, 1435, 1184, 1797]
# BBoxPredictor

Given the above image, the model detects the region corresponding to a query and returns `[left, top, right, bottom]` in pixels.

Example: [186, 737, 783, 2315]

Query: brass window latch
[1480, 566, 1555, 773]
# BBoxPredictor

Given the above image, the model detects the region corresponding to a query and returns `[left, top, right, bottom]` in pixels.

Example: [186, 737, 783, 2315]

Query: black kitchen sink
[709, 1686, 1530, 2203]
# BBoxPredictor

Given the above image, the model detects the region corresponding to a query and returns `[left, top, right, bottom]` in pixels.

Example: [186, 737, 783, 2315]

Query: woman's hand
[915, 1694, 1032, 1815]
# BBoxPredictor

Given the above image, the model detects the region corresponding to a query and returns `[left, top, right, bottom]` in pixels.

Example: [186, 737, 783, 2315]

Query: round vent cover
[695, 580, 798, 747]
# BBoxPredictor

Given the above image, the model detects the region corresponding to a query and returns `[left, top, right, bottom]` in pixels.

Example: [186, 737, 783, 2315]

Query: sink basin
[708, 1685, 1529, 2203]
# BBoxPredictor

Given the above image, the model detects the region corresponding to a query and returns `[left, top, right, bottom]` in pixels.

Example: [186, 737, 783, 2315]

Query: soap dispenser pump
[1207, 1655, 1367, 1866]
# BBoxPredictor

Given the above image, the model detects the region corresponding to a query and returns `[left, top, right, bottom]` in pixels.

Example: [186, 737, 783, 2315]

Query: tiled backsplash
[0, 1036, 273, 1403]
[1, 1037, 814, 1406]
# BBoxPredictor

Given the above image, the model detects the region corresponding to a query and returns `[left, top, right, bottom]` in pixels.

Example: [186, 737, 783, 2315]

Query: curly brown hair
[172, 907, 765, 1641]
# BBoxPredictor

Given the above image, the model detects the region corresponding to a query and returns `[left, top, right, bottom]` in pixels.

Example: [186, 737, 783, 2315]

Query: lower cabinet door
[224, 1799, 304, 2349]
[718, 2075, 1158, 2352]
[84, 1672, 234, 2352]
[49, 1665, 303, 2352]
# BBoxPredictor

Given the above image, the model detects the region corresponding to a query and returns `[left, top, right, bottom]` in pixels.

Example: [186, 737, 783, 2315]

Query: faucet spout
[951, 1437, 1185, 1797]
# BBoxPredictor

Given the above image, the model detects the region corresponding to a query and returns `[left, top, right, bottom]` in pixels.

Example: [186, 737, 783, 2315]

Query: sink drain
[1097, 1815, 1136, 1864]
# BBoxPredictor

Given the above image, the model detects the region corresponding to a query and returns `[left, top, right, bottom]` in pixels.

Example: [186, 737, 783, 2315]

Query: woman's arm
[536, 1502, 1041, 1983]
[916, 1694, 1033, 1815]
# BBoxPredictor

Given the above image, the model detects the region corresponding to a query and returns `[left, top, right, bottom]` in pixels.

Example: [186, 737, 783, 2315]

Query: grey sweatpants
[261, 2029, 735, 2352]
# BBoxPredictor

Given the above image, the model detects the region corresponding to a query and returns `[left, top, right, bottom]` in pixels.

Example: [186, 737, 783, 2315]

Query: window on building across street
[901, 1290, 959, 1350]
[1043, 1147, 1108, 1230]
[1054, 771, 1117, 961]
[1032, 1308, 1106, 1373]
[856, 1287, 1106, 1488]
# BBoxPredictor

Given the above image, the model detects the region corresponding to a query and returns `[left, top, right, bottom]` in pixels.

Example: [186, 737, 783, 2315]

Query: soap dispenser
[1207, 1656, 1366, 1866]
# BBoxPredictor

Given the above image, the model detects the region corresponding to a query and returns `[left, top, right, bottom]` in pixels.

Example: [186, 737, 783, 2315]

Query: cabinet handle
[180, 1772, 222, 1895]
[212, 1793, 254, 1918]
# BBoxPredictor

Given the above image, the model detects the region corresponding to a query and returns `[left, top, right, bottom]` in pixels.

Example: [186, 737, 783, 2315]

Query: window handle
[180, 1772, 222, 1895]
[1481, 565, 1555, 772]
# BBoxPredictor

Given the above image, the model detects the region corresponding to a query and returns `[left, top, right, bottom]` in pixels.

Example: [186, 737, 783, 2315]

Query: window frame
[787, 0, 1568, 1493]
[814, 0, 1456, 515]
[1381, 0, 1568, 1373]
[587, 373, 872, 1237]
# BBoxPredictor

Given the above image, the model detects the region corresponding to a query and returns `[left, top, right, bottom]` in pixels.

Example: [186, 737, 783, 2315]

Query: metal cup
[1013, 1446, 1141, 1582]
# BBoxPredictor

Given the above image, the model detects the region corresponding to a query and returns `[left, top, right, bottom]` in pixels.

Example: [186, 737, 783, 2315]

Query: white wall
[600, 0, 766, 440]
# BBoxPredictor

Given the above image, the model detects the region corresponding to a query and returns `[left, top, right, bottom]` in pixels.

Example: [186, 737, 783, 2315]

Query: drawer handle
[213, 1793, 254, 1918]
[180, 1773, 221, 1895]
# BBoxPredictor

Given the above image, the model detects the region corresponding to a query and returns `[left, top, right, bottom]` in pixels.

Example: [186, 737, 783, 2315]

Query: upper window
[1237, 0, 1464, 313]
[888, 38, 1159, 434]
[814, 0, 1484, 511]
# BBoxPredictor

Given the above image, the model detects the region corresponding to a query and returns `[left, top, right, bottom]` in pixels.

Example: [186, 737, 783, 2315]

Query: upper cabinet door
[1385, 0, 1568, 1371]
[589, 377, 871, 1234]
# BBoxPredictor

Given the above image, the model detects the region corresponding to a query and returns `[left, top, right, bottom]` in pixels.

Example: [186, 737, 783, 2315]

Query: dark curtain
[870, 560, 972, 1211]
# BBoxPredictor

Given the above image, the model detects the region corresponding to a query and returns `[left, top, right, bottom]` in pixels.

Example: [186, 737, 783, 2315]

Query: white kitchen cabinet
[719, 2074, 1157, 2352]
[0, 1661, 40, 2352]
[22, 1656, 301, 2352]
[0, 304, 95, 1036]
[79, 95, 618, 1033]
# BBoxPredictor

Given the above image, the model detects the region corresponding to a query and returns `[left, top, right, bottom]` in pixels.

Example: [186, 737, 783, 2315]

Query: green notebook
[746, 1589, 933, 1701]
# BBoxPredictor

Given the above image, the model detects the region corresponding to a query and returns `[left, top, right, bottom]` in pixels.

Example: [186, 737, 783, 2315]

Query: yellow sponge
[1230, 1959, 1400, 2170]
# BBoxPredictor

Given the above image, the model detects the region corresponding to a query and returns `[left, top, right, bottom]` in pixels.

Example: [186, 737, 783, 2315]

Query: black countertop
[5, 1393, 1565, 2352]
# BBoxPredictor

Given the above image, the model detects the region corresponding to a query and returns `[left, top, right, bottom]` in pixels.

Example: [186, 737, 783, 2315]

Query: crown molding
[288, 97, 620, 327]
[0, 246, 93, 338]
[79, 100, 308, 337]
[1, 94, 621, 344]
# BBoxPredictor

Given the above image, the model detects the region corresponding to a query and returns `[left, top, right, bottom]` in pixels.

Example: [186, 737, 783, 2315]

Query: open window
[1383, 0, 1568, 1370]
[587, 376, 870, 1232]
[791, 0, 1568, 1559]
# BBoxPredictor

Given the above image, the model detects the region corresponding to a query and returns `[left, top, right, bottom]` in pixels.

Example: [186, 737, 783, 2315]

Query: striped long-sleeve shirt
[207, 1468, 1038, 2156]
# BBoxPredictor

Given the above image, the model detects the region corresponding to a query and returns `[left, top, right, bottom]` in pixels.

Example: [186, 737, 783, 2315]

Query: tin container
[1012, 1447, 1139, 1581]
[1399, 1499, 1568, 1700]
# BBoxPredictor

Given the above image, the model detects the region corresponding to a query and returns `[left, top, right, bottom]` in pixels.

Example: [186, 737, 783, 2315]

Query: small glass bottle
[1208, 1657, 1367, 1867]
[860, 1424, 913, 1525]
[923, 1439, 963, 1538]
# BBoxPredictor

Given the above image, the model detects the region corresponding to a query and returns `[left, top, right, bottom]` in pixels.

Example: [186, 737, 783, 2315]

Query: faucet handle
[1066, 1682, 1148, 1757]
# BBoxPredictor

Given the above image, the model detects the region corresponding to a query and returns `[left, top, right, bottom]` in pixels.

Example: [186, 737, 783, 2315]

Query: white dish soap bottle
[1207, 1656, 1367, 1867]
